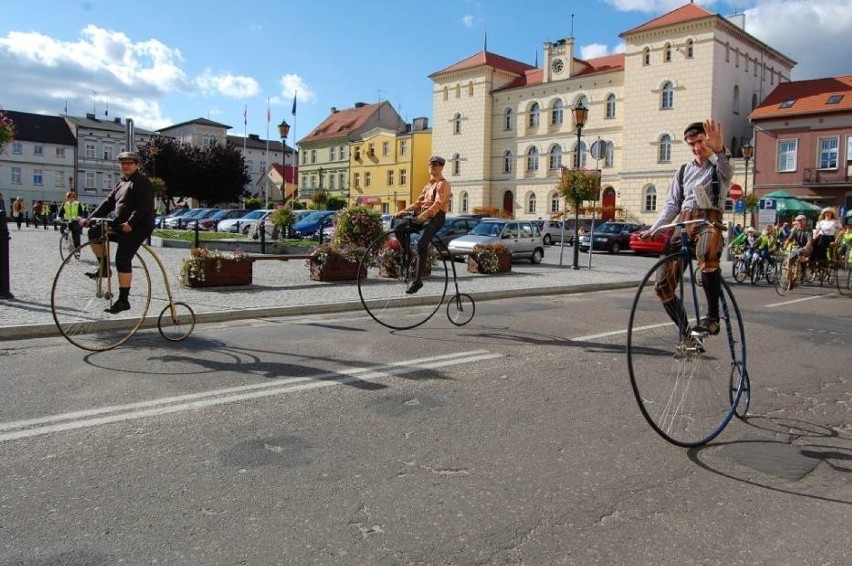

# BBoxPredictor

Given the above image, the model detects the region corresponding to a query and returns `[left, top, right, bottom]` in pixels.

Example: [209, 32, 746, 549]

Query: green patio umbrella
[775, 199, 822, 213]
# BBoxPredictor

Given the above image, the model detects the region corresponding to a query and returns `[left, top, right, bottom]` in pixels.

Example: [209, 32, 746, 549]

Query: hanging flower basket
[180, 247, 252, 287]
[467, 244, 512, 274]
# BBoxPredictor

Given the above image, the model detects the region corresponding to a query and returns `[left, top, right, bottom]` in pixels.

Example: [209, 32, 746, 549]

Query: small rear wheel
[732, 259, 747, 283]
[157, 302, 196, 341]
[446, 293, 475, 326]
[775, 258, 794, 296]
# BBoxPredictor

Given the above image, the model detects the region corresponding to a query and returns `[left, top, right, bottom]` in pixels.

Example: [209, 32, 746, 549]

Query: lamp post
[571, 101, 588, 270]
[278, 119, 290, 204]
[741, 142, 753, 229]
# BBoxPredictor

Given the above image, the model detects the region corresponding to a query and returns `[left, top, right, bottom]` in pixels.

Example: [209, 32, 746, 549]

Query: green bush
[244, 196, 263, 211]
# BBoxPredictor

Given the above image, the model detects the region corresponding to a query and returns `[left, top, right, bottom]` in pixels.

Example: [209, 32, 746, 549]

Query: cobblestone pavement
[0, 225, 661, 340]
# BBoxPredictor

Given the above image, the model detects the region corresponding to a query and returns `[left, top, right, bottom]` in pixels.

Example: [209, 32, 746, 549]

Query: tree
[557, 168, 601, 211]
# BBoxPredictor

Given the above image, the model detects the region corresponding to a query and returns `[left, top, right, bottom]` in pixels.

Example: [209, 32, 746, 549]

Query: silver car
[447, 218, 544, 263]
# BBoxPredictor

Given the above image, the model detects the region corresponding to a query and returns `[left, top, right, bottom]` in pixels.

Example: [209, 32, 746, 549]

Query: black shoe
[693, 316, 720, 336]
[405, 280, 423, 295]
[85, 270, 111, 279]
[104, 299, 131, 314]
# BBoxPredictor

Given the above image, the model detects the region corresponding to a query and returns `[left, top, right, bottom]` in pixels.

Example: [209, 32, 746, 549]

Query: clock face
[551, 58, 564, 73]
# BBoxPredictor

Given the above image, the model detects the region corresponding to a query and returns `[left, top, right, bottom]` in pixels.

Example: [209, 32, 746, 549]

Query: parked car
[250, 209, 313, 240]
[188, 209, 247, 231]
[447, 218, 544, 263]
[155, 207, 193, 229]
[381, 214, 394, 230]
[629, 226, 673, 256]
[164, 208, 217, 229]
[536, 219, 577, 246]
[183, 208, 228, 230]
[291, 210, 337, 238]
[578, 221, 643, 253]
[217, 209, 273, 234]
[409, 215, 483, 246]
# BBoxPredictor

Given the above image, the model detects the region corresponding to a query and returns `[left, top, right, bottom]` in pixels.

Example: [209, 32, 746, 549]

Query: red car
[629, 226, 673, 256]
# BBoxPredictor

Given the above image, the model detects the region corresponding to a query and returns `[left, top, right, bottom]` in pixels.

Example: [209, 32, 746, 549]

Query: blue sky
[1, 0, 849, 144]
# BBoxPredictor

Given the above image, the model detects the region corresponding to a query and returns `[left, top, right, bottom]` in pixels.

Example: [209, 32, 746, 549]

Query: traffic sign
[734, 200, 745, 213]
[759, 198, 776, 210]
[729, 184, 743, 200]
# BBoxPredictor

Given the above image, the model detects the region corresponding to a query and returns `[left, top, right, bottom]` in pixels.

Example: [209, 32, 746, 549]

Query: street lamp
[741, 141, 753, 229]
[278, 119, 290, 204]
[571, 101, 588, 270]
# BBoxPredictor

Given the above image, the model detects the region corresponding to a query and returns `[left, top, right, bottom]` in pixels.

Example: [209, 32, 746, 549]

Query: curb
[0, 280, 641, 342]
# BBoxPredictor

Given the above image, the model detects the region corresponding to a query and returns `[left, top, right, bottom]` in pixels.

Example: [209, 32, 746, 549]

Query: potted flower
[307, 206, 383, 281]
[468, 243, 512, 274]
[180, 246, 252, 287]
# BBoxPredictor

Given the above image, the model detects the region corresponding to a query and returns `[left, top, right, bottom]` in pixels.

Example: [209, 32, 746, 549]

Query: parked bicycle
[51, 218, 196, 351]
[627, 219, 750, 447]
[357, 217, 475, 330]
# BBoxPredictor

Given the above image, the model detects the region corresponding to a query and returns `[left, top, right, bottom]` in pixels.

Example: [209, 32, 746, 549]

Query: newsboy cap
[428, 155, 446, 166]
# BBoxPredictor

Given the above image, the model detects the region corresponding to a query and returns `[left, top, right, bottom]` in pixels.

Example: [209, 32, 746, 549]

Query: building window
[548, 145, 563, 170]
[453, 113, 462, 135]
[644, 186, 657, 212]
[504, 108, 513, 131]
[382, 141, 390, 156]
[643, 47, 650, 66]
[529, 103, 540, 128]
[818, 137, 839, 169]
[387, 170, 394, 186]
[443, 86, 448, 101]
[777, 139, 797, 172]
[55, 171, 64, 187]
[364, 172, 371, 187]
[247, 160, 254, 173]
[503, 150, 513, 174]
[604, 142, 615, 168]
[85, 143, 95, 158]
[461, 191, 469, 213]
[339, 173, 346, 189]
[664, 43, 672, 62]
[527, 193, 537, 214]
[11, 142, 22, 155]
[34, 145, 44, 157]
[686, 39, 694, 58]
[468, 81, 474, 96]
[452, 153, 461, 176]
[605, 94, 616, 119]
[550, 192, 560, 214]
[659, 134, 672, 163]
[367, 143, 375, 157]
[527, 147, 539, 172]
[400, 140, 407, 155]
[11, 167, 21, 184]
[551, 99, 564, 126]
[202, 134, 217, 147]
[86, 171, 95, 188]
[310, 149, 316, 164]
[400, 169, 407, 185]
[353, 173, 360, 188]
[661, 82, 674, 109]
[105, 173, 113, 191]
[732, 85, 740, 115]
[573, 141, 587, 168]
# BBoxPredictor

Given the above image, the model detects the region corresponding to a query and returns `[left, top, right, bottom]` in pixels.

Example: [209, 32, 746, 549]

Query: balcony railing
[803, 167, 851, 185]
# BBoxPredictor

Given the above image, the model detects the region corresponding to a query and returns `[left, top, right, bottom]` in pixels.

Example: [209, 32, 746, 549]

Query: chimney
[330, 107, 338, 114]
[249, 134, 260, 140]
[354, 102, 366, 108]
[113, 117, 121, 124]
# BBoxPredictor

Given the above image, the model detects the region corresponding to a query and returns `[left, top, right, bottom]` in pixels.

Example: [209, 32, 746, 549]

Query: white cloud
[462, 15, 475, 28]
[272, 74, 315, 106]
[604, 0, 712, 12]
[579, 43, 611, 59]
[195, 70, 260, 98]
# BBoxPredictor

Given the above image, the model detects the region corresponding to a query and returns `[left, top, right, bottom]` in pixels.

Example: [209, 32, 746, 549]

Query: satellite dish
[590, 140, 608, 160]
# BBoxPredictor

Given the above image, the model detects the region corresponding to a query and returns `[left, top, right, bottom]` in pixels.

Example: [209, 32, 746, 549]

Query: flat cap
[428, 155, 446, 166]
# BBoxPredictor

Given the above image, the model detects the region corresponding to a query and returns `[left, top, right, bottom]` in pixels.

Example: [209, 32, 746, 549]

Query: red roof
[271, 163, 298, 184]
[750, 75, 852, 120]
[429, 51, 536, 78]
[299, 102, 384, 144]
[620, 3, 714, 36]
[494, 53, 624, 92]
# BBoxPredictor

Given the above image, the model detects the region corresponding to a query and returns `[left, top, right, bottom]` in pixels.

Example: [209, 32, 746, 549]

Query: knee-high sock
[663, 297, 689, 337]
[702, 269, 721, 320]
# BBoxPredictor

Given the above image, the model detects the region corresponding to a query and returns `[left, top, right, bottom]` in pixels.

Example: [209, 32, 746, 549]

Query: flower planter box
[378, 262, 432, 279]
[467, 254, 512, 274]
[185, 258, 253, 287]
[309, 259, 366, 282]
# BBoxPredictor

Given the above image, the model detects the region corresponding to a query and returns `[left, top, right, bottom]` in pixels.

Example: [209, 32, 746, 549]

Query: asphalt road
[0, 283, 850, 565]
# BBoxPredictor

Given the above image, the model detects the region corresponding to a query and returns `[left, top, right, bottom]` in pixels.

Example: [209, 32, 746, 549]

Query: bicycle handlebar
[649, 218, 727, 235]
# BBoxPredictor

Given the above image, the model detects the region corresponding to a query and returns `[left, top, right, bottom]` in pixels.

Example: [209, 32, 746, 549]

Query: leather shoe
[405, 280, 423, 295]
[86, 270, 111, 280]
[693, 316, 720, 336]
[104, 299, 131, 314]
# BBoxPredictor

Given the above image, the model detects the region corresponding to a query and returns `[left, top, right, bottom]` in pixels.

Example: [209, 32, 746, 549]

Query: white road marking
[0, 350, 502, 443]
[763, 295, 827, 308]
[573, 322, 669, 342]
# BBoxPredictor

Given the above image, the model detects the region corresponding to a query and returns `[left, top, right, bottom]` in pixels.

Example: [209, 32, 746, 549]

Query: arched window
[551, 99, 564, 126]
[751, 93, 758, 111]
[548, 145, 563, 170]
[644, 186, 657, 212]
[643, 47, 650, 66]
[732, 85, 740, 115]
[461, 191, 469, 213]
[573, 141, 587, 168]
[452, 153, 461, 176]
[659, 134, 672, 163]
[686, 39, 694, 58]
[527, 193, 537, 214]
[664, 43, 672, 63]
[455, 84, 461, 98]
[468, 81, 474, 96]
[606, 94, 616, 119]
[503, 150, 513, 174]
[443, 86, 448, 101]
[604, 141, 615, 168]
[661, 82, 674, 109]
[527, 146, 539, 172]
[504, 108, 513, 131]
[453, 113, 462, 135]
[550, 191, 561, 214]
[529, 103, 540, 128]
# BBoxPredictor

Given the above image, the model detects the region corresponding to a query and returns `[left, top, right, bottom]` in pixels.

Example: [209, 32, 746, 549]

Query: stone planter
[309, 259, 365, 281]
[467, 254, 512, 274]
[378, 262, 431, 279]
[183, 258, 253, 287]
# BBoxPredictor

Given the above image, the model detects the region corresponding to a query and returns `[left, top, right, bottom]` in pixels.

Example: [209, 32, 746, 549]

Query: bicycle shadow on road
[687, 416, 852, 505]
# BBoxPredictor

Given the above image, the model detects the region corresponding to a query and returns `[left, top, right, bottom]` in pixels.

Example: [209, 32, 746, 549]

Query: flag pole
[243, 103, 248, 206]
[265, 97, 270, 209]
[292, 91, 297, 201]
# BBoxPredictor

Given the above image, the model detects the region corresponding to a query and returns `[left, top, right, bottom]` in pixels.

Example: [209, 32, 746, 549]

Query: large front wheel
[357, 231, 449, 330]
[51, 241, 151, 351]
[627, 255, 746, 447]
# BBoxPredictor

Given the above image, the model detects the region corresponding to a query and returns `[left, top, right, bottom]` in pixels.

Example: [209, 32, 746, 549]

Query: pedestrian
[32, 201, 42, 228]
[12, 197, 25, 229]
[639, 119, 732, 337]
[0, 192, 5, 215]
[79, 151, 155, 314]
[393, 155, 451, 294]
[813, 207, 839, 267]
[60, 191, 84, 249]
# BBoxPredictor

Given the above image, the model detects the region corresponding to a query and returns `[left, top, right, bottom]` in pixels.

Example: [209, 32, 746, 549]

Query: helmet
[66, 191, 77, 199]
[117, 151, 140, 162]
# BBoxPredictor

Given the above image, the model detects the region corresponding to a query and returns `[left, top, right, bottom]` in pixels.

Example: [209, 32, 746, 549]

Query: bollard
[193, 221, 200, 248]
[0, 212, 13, 299]
[259, 221, 266, 254]
[235, 221, 240, 235]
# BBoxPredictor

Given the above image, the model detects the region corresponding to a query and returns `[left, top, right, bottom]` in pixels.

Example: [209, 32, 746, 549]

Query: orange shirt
[412, 177, 451, 218]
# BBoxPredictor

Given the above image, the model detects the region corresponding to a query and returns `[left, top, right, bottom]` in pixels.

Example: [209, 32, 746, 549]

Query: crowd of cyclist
[729, 207, 852, 285]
